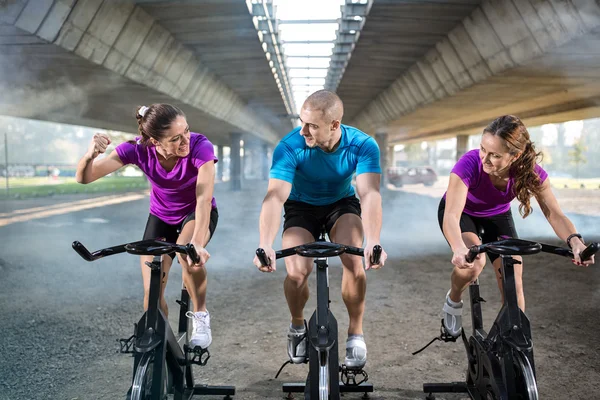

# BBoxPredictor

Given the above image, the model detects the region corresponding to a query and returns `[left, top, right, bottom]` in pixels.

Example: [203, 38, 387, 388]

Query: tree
[568, 140, 587, 181]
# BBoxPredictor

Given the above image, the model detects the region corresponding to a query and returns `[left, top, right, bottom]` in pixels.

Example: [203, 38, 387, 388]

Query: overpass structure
[1, 0, 600, 187]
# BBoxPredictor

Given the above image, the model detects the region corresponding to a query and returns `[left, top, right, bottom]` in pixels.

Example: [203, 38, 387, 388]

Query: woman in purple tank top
[438, 115, 595, 338]
[75, 103, 218, 349]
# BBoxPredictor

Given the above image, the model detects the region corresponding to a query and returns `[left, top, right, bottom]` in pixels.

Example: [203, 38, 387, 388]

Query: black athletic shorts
[438, 198, 517, 263]
[283, 196, 361, 241]
[142, 208, 219, 259]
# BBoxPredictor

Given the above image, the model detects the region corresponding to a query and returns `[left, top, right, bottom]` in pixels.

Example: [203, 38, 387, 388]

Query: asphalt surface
[0, 181, 598, 400]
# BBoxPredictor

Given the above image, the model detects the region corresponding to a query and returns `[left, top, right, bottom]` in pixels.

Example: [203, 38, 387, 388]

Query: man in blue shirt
[253, 90, 388, 369]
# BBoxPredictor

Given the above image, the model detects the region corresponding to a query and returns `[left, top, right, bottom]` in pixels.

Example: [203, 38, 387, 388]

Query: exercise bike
[256, 230, 381, 400]
[72, 238, 236, 400]
[415, 237, 598, 400]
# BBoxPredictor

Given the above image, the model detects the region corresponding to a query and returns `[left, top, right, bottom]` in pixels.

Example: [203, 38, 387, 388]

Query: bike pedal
[340, 364, 369, 386]
[184, 344, 211, 366]
[117, 334, 136, 354]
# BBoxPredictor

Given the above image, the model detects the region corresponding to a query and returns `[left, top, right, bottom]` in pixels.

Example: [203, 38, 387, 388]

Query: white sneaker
[442, 290, 463, 338]
[186, 311, 212, 349]
[345, 335, 367, 369]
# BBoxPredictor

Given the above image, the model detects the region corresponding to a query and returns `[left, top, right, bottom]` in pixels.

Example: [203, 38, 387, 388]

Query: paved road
[0, 182, 598, 399]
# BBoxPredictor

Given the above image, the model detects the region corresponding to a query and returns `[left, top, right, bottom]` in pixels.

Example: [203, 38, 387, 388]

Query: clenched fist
[86, 133, 111, 160]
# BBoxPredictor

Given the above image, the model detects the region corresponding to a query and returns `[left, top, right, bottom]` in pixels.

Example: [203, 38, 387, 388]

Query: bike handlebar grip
[72, 241, 93, 262]
[371, 245, 382, 265]
[465, 245, 480, 263]
[580, 242, 599, 262]
[186, 244, 200, 264]
[256, 248, 271, 267]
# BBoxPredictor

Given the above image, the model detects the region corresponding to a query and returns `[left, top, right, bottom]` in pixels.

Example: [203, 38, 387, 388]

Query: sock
[291, 322, 305, 331]
[446, 292, 462, 308]
[347, 334, 364, 341]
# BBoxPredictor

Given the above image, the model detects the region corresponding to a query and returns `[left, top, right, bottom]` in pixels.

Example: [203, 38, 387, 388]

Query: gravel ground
[0, 181, 598, 400]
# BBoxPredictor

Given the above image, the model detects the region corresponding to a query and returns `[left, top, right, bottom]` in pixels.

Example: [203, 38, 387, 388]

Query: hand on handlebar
[364, 243, 386, 270]
[186, 239, 210, 270]
[254, 245, 276, 273]
[571, 240, 595, 267]
[453, 246, 478, 269]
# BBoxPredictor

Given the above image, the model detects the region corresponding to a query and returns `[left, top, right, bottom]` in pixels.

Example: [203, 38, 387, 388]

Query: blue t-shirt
[270, 124, 381, 206]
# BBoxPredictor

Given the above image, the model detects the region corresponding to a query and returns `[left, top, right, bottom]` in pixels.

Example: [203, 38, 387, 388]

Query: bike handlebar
[465, 238, 599, 263]
[256, 241, 382, 267]
[72, 239, 201, 264]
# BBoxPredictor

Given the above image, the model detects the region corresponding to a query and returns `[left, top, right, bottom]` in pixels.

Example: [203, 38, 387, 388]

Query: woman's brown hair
[135, 104, 186, 145]
[484, 115, 543, 218]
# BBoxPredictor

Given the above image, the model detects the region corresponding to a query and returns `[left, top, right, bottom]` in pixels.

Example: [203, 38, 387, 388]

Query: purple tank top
[446, 149, 547, 217]
[115, 133, 217, 225]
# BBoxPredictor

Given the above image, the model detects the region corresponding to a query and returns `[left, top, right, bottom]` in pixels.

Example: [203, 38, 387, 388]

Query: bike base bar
[423, 382, 469, 393]
[282, 382, 373, 393]
[192, 384, 235, 396]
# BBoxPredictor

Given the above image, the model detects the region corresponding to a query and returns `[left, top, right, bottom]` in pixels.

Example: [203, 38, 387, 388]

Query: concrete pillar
[456, 134, 469, 161]
[216, 145, 224, 182]
[230, 133, 242, 191]
[375, 132, 389, 188]
[262, 143, 270, 181]
[387, 145, 395, 169]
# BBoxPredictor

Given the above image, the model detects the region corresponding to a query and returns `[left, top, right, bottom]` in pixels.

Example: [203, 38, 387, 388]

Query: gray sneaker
[442, 290, 463, 338]
[287, 324, 308, 364]
[344, 335, 367, 369]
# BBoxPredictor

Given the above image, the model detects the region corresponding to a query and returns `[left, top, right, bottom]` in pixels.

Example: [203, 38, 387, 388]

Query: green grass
[0, 176, 149, 199]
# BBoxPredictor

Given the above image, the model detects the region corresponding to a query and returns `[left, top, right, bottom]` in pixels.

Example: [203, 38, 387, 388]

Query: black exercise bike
[256, 230, 382, 400]
[72, 239, 236, 400]
[415, 238, 598, 400]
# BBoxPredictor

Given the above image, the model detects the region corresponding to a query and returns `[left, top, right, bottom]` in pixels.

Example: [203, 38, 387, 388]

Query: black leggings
[438, 198, 518, 263]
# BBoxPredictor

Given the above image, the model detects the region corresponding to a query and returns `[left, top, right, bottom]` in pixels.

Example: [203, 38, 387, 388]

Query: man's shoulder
[342, 124, 373, 146]
[279, 127, 304, 149]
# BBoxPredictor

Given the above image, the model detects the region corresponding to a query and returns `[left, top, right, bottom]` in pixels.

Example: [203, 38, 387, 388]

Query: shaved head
[302, 90, 344, 123]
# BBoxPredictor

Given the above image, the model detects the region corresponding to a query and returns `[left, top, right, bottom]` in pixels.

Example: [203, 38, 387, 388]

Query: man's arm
[355, 173, 382, 245]
[355, 173, 387, 269]
[259, 178, 292, 247]
[254, 178, 292, 272]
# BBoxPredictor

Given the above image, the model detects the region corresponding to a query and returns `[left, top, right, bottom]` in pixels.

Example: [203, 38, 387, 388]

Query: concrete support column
[387, 145, 395, 169]
[456, 134, 469, 161]
[262, 143, 270, 181]
[230, 133, 242, 191]
[375, 132, 389, 188]
[216, 145, 224, 182]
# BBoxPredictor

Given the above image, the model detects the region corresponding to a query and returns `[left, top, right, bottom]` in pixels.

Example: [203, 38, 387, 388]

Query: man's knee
[285, 259, 312, 288]
[341, 255, 365, 278]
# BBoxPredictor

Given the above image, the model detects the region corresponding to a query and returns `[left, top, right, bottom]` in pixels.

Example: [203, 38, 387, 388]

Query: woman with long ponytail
[437, 115, 594, 338]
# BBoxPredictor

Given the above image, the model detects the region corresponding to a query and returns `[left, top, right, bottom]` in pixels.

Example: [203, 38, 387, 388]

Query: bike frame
[72, 239, 235, 400]
[422, 238, 598, 400]
[258, 238, 381, 399]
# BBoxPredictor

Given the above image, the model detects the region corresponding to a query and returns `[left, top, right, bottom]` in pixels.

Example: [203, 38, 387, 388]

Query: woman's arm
[188, 161, 216, 266]
[534, 179, 595, 265]
[76, 133, 124, 183]
[443, 173, 477, 268]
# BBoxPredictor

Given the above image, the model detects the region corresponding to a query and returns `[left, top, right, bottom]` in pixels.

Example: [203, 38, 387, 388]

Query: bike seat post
[146, 255, 165, 331]
[500, 255, 523, 331]
[469, 278, 485, 336]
